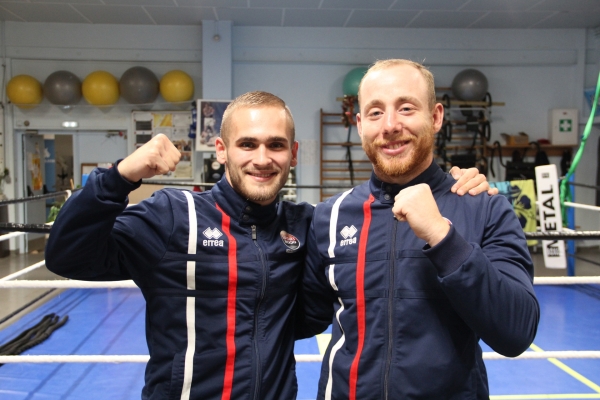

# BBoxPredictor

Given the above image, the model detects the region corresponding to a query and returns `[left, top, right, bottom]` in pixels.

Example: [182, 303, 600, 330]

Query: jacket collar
[211, 178, 278, 226]
[368, 161, 447, 204]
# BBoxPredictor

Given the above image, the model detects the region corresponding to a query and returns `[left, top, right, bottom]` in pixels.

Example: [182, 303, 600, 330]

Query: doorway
[48, 135, 74, 192]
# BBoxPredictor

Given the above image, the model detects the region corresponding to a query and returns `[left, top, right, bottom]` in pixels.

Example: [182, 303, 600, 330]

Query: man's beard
[228, 165, 289, 204]
[363, 129, 435, 178]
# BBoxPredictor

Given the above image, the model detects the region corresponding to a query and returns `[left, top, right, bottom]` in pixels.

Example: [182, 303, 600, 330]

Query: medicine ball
[82, 71, 120, 106]
[120, 66, 159, 104]
[6, 75, 43, 109]
[451, 69, 488, 101]
[343, 67, 368, 97]
[160, 70, 194, 103]
[44, 70, 82, 106]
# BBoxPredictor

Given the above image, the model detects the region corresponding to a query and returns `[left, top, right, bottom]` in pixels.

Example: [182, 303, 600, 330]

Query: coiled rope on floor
[0, 313, 68, 366]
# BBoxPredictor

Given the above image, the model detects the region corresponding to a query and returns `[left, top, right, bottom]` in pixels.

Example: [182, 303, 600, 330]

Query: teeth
[385, 140, 410, 150]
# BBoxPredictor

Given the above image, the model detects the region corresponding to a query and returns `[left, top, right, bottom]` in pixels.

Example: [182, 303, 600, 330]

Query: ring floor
[0, 248, 599, 399]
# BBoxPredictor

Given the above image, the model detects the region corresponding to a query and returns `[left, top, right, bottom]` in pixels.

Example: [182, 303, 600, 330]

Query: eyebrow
[235, 136, 289, 144]
[363, 96, 423, 110]
[363, 99, 384, 111]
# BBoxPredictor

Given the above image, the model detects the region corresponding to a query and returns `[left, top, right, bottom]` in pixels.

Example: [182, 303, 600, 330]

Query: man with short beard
[46, 90, 497, 400]
[46, 91, 314, 400]
[300, 60, 540, 400]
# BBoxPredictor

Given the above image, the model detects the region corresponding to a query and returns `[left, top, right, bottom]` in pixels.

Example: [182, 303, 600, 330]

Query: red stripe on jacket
[349, 194, 374, 400]
[216, 204, 237, 400]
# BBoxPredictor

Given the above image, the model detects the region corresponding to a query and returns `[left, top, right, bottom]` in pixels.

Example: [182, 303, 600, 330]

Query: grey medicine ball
[451, 69, 488, 101]
[119, 66, 159, 104]
[44, 70, 82, 105]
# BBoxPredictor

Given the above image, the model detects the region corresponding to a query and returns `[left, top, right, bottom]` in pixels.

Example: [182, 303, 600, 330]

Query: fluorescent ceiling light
[62, 121, 78, 128]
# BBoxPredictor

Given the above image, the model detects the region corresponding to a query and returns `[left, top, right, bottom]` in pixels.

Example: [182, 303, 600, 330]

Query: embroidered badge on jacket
[280, 231, 300, 252]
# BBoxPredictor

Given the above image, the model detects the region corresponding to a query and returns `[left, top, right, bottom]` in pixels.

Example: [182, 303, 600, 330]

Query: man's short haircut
[220, 91, 296, 144]
[358, 59, 437, 110]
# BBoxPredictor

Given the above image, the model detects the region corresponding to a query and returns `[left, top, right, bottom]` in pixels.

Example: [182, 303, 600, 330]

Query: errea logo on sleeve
[340, 225, 357, 246]
[203, 227, 224, 247]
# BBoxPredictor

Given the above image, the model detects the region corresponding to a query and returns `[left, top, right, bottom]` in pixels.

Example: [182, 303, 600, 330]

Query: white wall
[1, 22, 599, 248]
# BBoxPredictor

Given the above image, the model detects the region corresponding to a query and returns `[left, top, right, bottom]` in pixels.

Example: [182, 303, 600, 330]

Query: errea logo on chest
[203, 227, 224, 247]
[340, 225, 357, 246]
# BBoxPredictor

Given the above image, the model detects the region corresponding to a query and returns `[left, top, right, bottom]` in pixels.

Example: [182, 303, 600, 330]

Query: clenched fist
[392, 183, 450, 247]
[118, 134, 182, 183]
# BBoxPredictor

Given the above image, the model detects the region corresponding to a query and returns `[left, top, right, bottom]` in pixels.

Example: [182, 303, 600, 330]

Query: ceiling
[0, 0, 599, 29]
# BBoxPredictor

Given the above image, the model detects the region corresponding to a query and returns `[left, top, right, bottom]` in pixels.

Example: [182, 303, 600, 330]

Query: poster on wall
[196, 99, 231, 152]
[28, 142, 44, 191]
[132, 111, 194, 180]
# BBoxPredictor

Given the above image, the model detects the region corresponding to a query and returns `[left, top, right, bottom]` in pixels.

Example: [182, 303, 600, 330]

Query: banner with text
[535, 164, 566, 269]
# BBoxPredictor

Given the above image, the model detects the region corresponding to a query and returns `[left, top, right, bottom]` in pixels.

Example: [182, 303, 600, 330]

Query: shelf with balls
[5, 68, 196, 111]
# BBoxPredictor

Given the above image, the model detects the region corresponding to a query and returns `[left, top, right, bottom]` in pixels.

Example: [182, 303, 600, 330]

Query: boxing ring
[0, 182, 599, 399]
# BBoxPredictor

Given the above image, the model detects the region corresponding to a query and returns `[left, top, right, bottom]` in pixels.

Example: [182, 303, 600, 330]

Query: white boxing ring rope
[1, 351, 600, 364]
[563, 201, 600, 213]
[0, 275, 599, 364]
[0, 261, 47, 282]
[2, 276, 600, 289]
[0, 231, 28, 242]
[0, 279, 136, 288]
[0, 222, 54, 243]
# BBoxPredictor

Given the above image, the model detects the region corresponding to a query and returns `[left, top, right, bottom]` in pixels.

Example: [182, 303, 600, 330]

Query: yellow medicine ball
[82, 71, 120, 106]
[160, 70, 194, 103]
[6, 75, 43, 109]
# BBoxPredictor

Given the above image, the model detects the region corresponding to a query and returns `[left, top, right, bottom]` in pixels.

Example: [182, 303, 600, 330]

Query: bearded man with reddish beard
[299, 59, 540, 400]
[358, 59, 439, 184]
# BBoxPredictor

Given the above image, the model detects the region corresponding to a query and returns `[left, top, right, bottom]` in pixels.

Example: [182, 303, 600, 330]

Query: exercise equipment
[120, 66, 159, 104]
[82, 71, 120, 106]
[160, 70, 194, 103]
[43, 71, 82, 106]
[451, 69, 488, 101]
[6, 75, 43, 109]
[342, 67, 368, 97]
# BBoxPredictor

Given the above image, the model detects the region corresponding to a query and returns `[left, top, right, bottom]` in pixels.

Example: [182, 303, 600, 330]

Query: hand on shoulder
[449, 166, 498, 196]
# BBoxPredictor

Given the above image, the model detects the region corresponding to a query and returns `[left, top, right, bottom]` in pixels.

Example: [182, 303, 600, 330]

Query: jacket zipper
[383, 218, 397, 400]
[251, 225, 266, 400]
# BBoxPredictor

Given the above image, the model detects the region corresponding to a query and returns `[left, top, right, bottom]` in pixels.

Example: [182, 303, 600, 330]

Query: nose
[253, 145, 272, 167]
[383, 109, 400, 135]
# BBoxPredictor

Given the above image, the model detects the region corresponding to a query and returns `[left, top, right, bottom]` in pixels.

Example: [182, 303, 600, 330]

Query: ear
[291, 141, 299, 167]
[432, 103, 444, 133]
[215, 137, 227, 164]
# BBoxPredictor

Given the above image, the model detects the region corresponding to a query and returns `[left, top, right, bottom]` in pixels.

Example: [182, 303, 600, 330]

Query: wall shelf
[485, 144, 575, 158]
[319, 109, 371, 202]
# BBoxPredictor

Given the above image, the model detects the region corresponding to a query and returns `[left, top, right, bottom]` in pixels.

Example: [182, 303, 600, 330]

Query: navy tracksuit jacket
[45, 166, 316, 400]
[300, 162, 540, 399]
